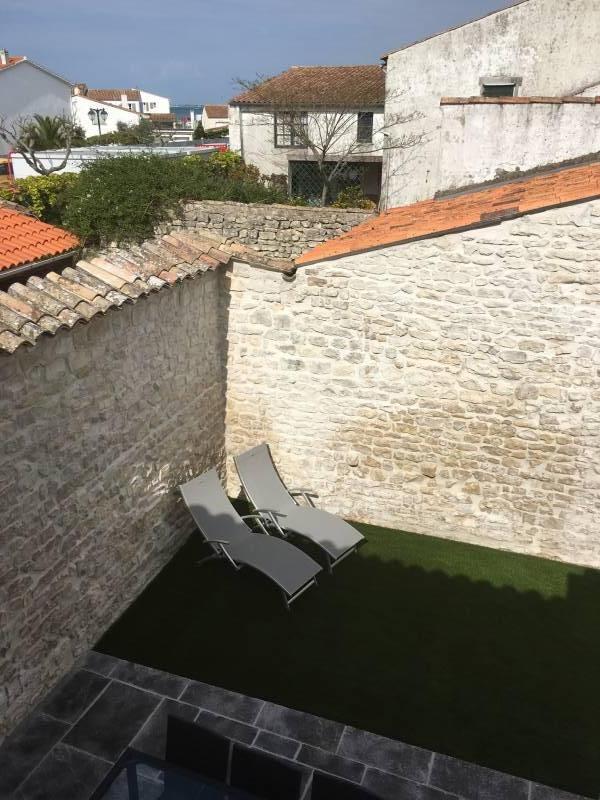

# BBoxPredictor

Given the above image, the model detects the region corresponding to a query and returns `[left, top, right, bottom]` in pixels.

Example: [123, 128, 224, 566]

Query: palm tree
[0, 114, 85, 175]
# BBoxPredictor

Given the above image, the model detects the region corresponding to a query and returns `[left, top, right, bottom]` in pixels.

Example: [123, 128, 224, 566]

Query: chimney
[121, 92, 128, 108]
[0, 50, 9, 66]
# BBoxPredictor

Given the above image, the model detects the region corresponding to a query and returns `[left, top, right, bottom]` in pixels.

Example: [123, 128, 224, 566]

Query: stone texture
[15, 743, 110, 800]
[38, 669, 109, 724]
[180, 680, 264, 724]
[224, 199, 600, 570]
[160, 200, 374, 261]
[429, 753, 530, 800]
[0, 272, 227, 738]
[362, 768, 460, 799]
[256, 701, 345, 751]
[338, 726, 432, 783]
[0, 713, 69, 798]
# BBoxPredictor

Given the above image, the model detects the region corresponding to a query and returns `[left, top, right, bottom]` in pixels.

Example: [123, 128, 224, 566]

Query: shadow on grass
[97, 516, 600, 797]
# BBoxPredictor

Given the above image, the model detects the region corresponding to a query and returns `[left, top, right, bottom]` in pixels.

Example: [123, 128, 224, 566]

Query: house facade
[0, 50, 72, 155]
[201, 104, 229, 132]
[229, 66, 385, 203]
[80, 86, 170, 115]
[71, 91, 142, 138]
[382, 0, 600, 208]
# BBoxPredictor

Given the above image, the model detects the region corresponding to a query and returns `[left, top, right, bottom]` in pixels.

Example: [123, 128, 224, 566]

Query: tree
[0, 114, 84, 175]
[233, 75, 426, 206]
[193, 120, 206, 140]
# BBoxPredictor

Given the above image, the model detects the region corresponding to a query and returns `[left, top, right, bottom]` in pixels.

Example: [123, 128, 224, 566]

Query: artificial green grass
[97, 520, 600, 796]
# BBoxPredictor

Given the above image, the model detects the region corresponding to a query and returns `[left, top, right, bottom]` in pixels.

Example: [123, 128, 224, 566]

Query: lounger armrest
[240, 514, 270, 535]
[290, 489, 318, 507]
[205, 539, 239, 569]
[205, 538, 229, 545]
[254, 508, 287, 535]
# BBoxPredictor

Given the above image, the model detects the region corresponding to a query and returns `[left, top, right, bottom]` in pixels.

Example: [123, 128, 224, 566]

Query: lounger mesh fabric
[234, 444, 365, 562]
[179, 468, 321, 599]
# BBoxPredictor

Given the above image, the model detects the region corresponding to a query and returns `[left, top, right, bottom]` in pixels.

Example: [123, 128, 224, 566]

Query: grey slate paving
[253, 730, 301, 759]
[15, 743, 110, 800]
[338, 726, 432, 783]
[363, 768, 461, 800]
[297, 743, 366, 782]
[180, 680, 264, 723]
[82, 651, 121, 677]
[131, 698, 198, 760]
[111, 660, 189, 699]
[64, 681, 160, 761]
[39, 669, 109, 724]
[1, 652, 592, 800]
[256, 700, 345, 751]
[530, 785, 593, 800]
[195, 709, 259, 745]
[0, 713, 69, 798]
[429, 753, 530, 800]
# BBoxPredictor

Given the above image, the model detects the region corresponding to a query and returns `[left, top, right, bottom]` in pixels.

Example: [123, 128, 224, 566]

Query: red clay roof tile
[296, 160, 600, 266]
[0, 208, 79, 271]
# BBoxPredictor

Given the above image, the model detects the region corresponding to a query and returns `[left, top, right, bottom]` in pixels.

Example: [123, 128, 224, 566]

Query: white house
[229, 66, 385, 203]
[0, 49, 72, 155]
[201, 104, 229, 132]
[382, 0, 600, 208]
[71, 92, 142, 138]
[78, 86, 170, 115]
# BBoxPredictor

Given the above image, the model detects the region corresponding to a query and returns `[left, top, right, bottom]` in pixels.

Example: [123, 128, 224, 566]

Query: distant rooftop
[203, 104, 228, 119]
[230, 66, 385, 109]
[297, 158, 600, 265]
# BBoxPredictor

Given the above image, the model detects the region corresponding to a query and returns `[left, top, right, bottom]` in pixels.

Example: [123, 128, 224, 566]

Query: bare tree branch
[0, 114, 81, 176]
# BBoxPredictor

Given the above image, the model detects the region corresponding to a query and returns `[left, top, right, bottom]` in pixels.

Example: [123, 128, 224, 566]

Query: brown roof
[0, 231, 293, 354]
[0, 55, 25, 70]
[148, 113, 176, 121]
[230, 66, 385, 108]
[203, 104, 228, 118]
[296, 160, 600, 266]
[87, 88, 142, 102]
[0, 206, 79, 272]
[441, 95, 600, 105]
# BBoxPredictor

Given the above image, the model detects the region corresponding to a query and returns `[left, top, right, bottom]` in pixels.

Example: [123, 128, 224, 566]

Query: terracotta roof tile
[204, 105, 228, 118]
[0, 55, 26, 70]
[0, 207, 79, 271]
[0, 231, 294, 354]
[86, 88, 142, 102]
[230, 66, 385, 108]
[296, 159, 600, 266]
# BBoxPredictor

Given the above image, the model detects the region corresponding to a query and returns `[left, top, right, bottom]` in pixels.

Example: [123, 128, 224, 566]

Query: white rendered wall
[383, 0, 600, 207]
[71, 95, 141, 138]
[230, 107, 385, 177]
[140, 90, 170, 114]
[0, 62, 71, 155]
[201, 108, 229, 131]
[437, 101, 600, 192]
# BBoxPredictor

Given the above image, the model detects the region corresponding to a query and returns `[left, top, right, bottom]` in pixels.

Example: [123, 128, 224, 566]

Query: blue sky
[4, 0, 513, 104]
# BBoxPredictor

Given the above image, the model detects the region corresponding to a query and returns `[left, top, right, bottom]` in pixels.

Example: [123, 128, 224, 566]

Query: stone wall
[225, 199, 600, 569]
[164, 201, 374, 260]
[0, 272, 226, 738]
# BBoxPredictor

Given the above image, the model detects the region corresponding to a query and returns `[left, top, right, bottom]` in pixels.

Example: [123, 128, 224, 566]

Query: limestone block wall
[163, 201, 374, 260]
[225, 199, 600, 569]
[0, 273, 226, 738]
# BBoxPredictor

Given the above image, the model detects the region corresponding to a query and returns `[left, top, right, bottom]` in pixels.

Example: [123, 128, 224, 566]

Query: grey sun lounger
[234, 444, 365, 572]
[179, 468, 321, 608]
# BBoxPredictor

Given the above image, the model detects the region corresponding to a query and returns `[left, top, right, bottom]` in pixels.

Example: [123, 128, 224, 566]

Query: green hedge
[2, 152, 288, 244]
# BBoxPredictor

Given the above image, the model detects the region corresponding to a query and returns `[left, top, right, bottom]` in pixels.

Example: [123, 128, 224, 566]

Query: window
[150, 102, 156, 109]
[274, 112, 308, 147]
[357, 112, 374, 143]
[128, 102, 136, 110]
[143, 102, 149, 111]
[480, 77, 521, 98]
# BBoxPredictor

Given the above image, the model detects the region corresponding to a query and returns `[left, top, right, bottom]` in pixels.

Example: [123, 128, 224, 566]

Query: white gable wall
[383, 0, 600, 207]
[0, 61, 71, 154]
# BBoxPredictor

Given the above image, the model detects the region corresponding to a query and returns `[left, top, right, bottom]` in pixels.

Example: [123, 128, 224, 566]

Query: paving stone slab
[195, 709, 258, 745]
[111, 660, 189, 700]
[530, 784, 594, 800]
[39, 670, 109, 724]
[363, 767, 461, 800]
[132, 698, 199, 760]
[15, 743, 110, 800]
[64, 681, 160, 762]
[180, 680, 264, 724]
[338, 726, 432, 783]
[83, 652, 122, 677]
[429, 753, 530, 800]
[297, 743, 366, 782]
[253, 730, 300, 759]
[256, 701, 345, 751]
[0, 713, 69, 798]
